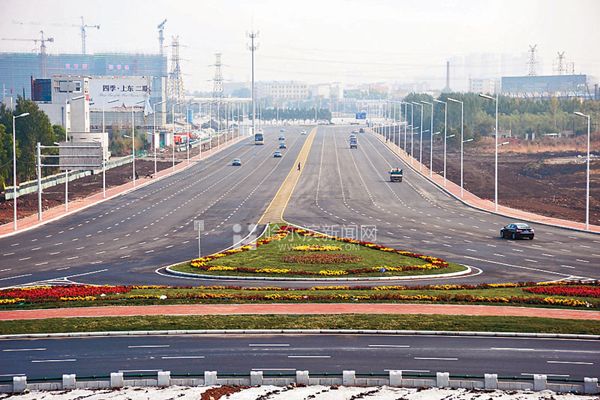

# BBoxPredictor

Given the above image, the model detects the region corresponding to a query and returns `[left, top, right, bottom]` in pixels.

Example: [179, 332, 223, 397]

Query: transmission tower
[167, 36, 184, 105]
[527, 44, 538, 76]
[247, 31, 259, 133]
[556, 51, 566, 75]
[212, 53, 224, 98]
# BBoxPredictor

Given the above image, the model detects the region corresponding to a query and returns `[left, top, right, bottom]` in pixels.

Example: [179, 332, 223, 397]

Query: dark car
[232, 158, 241, 166]
[500, 223, 534, 240]
[359, 128, 365, 133]
[273, 151, 282, 158]
[279, 142, 287, 149]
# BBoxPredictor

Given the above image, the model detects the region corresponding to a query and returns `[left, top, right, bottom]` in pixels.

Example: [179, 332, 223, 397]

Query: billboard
[89, 76, 152, 108]
[355, 111, 367, 120]
[58, 141, 103, 171]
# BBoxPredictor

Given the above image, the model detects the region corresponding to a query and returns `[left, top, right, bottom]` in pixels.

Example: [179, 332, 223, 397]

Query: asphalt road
[0, 127, 307, 287]
[0, 334, 598, 380]
[284, 126, 600, 285]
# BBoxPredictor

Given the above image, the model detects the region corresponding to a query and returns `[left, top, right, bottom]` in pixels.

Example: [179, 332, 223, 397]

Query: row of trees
[391, 93, 599, 144]
[0, 98, 64, 189]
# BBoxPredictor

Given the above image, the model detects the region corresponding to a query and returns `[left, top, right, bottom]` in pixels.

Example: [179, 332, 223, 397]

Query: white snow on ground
[0, 386, 597, 399]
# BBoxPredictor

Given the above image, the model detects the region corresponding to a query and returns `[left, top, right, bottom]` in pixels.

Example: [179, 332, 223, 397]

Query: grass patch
[0, 314, 598, 335]
[172, 225, 467, 278]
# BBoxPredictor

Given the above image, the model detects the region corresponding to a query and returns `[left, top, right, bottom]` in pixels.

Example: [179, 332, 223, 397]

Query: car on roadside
[500, 223, 534, 240]
[359, 127, 365, 133]
[273, 151, 282, 158]
[301, 130, 307, 135]
[232, 158, 241, 166]
[279, 142, 287, 149]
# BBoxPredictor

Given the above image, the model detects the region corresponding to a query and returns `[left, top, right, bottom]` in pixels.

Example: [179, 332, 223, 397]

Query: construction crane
[1, 30, 54, 77]
[157, 19, 167, 57]
[12, 17, 99, 54]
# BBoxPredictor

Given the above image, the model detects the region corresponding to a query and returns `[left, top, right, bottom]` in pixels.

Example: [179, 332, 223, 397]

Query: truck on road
[349, 135, 358, 149]
[389, 168, 403, 182]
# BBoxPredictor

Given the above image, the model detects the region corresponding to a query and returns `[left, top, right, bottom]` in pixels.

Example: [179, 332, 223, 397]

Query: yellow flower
[318, 270, 348, 276]
[256, 268, 291, 274]
[207, 266, 237, 271]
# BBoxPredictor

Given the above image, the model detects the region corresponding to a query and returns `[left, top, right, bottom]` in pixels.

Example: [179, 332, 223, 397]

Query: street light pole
[480, 93, 499, 211]
[574, 111, 591, 230]
[448, 97, 464, 197]
[153, 100, 166, 177]
[409, 102, 414, 162]
[434, 99, 447, 186]
[12, 112, 29, 230]
[422, 101, 434, 177]
[411, 102, 423, 169]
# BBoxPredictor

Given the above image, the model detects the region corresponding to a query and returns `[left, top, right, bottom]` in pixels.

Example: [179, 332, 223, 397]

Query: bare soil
[0, 159, 175, 225]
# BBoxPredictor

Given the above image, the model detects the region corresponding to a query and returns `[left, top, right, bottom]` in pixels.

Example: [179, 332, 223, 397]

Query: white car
[301, 130, 307, 135]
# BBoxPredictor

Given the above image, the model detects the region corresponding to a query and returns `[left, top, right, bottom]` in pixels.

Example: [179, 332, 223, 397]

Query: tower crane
[157, 19, 167, 57]
[12, 17, 99, 54]
[1, 30, 54, 77]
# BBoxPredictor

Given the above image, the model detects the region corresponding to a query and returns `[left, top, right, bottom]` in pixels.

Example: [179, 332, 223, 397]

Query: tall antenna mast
[527, 44, 538, 76]
[247, 30, 259, 134]
[556, 51, 566, 75]
[167, 36, 184, 105]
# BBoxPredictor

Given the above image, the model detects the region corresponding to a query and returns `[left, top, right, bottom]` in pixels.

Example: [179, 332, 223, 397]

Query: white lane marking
[414, 357, 457, 361]
[576, 259, 590, 263]
[165, 245, 174, 249]
[120, 255, 130, 259]
[561, 265, 575, 269]
[18, 257, 31, 261]
[547, 361, 593, 365]
[145, 250, 155, 254]
[249, 344, 290, 347]
[522, 373, 569, 377]
[287, 355, 331, 359]
[2, 348, 46, 352]
[385, 369, 430, 373]
[10, 243, 19, 247]
[31, 359, 76, 363]
[368, 345, 410, 348]
[34, 262, 48, 266]
[56, 267, 70, 271]
[511, 248, 523, 253]
[66, 256, 79, 260]
[492, 348, 600, 354]
[493, 253, 505, 258]
[490, 347, 534, 351]
[524, 259, 538, 263]
[161, 355, 205, 359]
[0, 268, 11, 272]
[96, 251, 106, 255]
[49, 252, 60, 255]
[31, 247, 41, 251]
[128, 345, 170, 349]
[466, 249, 477, 252]
[0, 274, 32, 281]
[252, 368, 296, 371]
[2, 253, 14, 256]
[541, 253, 554, 257]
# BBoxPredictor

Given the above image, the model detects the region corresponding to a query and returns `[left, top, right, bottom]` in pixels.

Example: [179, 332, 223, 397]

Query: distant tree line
[392, 93, 600, 146]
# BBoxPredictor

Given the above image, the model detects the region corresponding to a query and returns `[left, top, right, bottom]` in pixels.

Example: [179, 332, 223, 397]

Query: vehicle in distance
[280, 128, 285, 133]
[232, 158, 241, 166]
[279, 142, 287, 149]
[500, 223, 535, 240]
[389, 168, 403, 182]
[278, 135, 285, 141]
[254, 131, 264, 145]
[273, 151, 282, 158]
[359, 127, 365, 133]
[301, 130, 307, 135]
[349, 135, 358, 149]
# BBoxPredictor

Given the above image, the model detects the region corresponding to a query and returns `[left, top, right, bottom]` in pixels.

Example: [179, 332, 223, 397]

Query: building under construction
[0, 52, 167, 102]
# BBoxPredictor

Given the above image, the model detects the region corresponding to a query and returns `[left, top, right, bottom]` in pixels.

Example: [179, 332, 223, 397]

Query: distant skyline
[1, 0, 599, 91]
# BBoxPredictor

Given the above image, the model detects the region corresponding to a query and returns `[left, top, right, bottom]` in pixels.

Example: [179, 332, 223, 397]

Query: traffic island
[168, 224, 469, 280]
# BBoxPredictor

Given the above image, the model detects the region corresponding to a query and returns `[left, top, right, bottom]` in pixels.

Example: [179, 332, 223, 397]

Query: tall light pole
[574, 111, 591, 230]
[64, 95, 84, 212]
[403, 102, 408, 151]
[434, 99, 448, 186]
[152, 100, 166, 177]
[480, 93, 499, 211]
[11, 112, 29, 230]
[447, 97, 465, 197]
[422, 101, 434, 177]
[102, 98, 120, 198]
[411, 102, 423, 169]
[409, 102, 414, 161]
[248, 31, 258, 136]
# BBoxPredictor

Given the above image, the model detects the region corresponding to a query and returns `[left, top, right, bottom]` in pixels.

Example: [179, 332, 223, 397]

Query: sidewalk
[372, 130, 600, 234]
[0, 134, 248, 238]
[0, 303, 598, 321]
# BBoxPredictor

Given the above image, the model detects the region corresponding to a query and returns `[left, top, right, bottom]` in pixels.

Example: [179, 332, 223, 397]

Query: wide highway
[0, 127, 307, 287]
[0, 334, 597, 380]
[284, 126, 600, 285]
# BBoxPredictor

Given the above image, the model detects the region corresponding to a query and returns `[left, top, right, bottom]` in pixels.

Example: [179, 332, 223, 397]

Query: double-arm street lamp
[479, 93, 500, 211]
[421, 101, 434, 177]
[574, 111, 591, 230]
[433, 99, 448, 186]
[153, 100, 166, 177]
[447, 97, 465, 197]
[11, 112, 30, 230]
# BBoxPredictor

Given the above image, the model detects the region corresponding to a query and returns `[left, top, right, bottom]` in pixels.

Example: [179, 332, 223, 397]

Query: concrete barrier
[484, 373, 498, 390]
[296, 370, 309, 385]
[157, 371, 170, 387]
[343, 370, 355, 386]
[250, 371, 263, 386]
[62, 374, 76, 390]
[204, 371, 217, 386]
[110, 372, 124, 388]
[3, 370, 598, 394]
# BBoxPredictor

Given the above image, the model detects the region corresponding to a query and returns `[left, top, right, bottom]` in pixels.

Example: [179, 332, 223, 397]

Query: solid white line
[385, 369, 430, 373]
[127, 345, 170, 348]
[414, 357, 457, 361]
[287, 355, 331, 358]
[252, 368, 296, 371]
[249, 344, 290, 347]
[521, 373, 569, 377]
[368, 344, 410, 348]
[119, 369, 162, 373]
[161, 355, 204, 359]
[547, 361, 593, 365]
[31, 359, 76, 363]
[3, 348, 46, 352]
[463, 256, 570, 277]
[490, 347, 535, 351]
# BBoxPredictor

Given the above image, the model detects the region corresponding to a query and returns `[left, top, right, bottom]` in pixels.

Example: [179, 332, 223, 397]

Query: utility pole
[247, 31, 259, 136]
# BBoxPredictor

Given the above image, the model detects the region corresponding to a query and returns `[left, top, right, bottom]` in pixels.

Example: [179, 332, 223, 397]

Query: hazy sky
[1, 0, 599, 91]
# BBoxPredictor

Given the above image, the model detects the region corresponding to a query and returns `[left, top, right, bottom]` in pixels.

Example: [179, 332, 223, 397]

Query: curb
[0, 134, 249, 239]
[371, 129, 600, 235]
[0, 328, 597, 340]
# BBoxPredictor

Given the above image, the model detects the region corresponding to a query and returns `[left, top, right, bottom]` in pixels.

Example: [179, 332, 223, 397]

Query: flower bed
[0, 285, 131, 301]
[282, 253, 363, 264]
[523, 285, 600, 298]
[187, 225, 452, 278]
